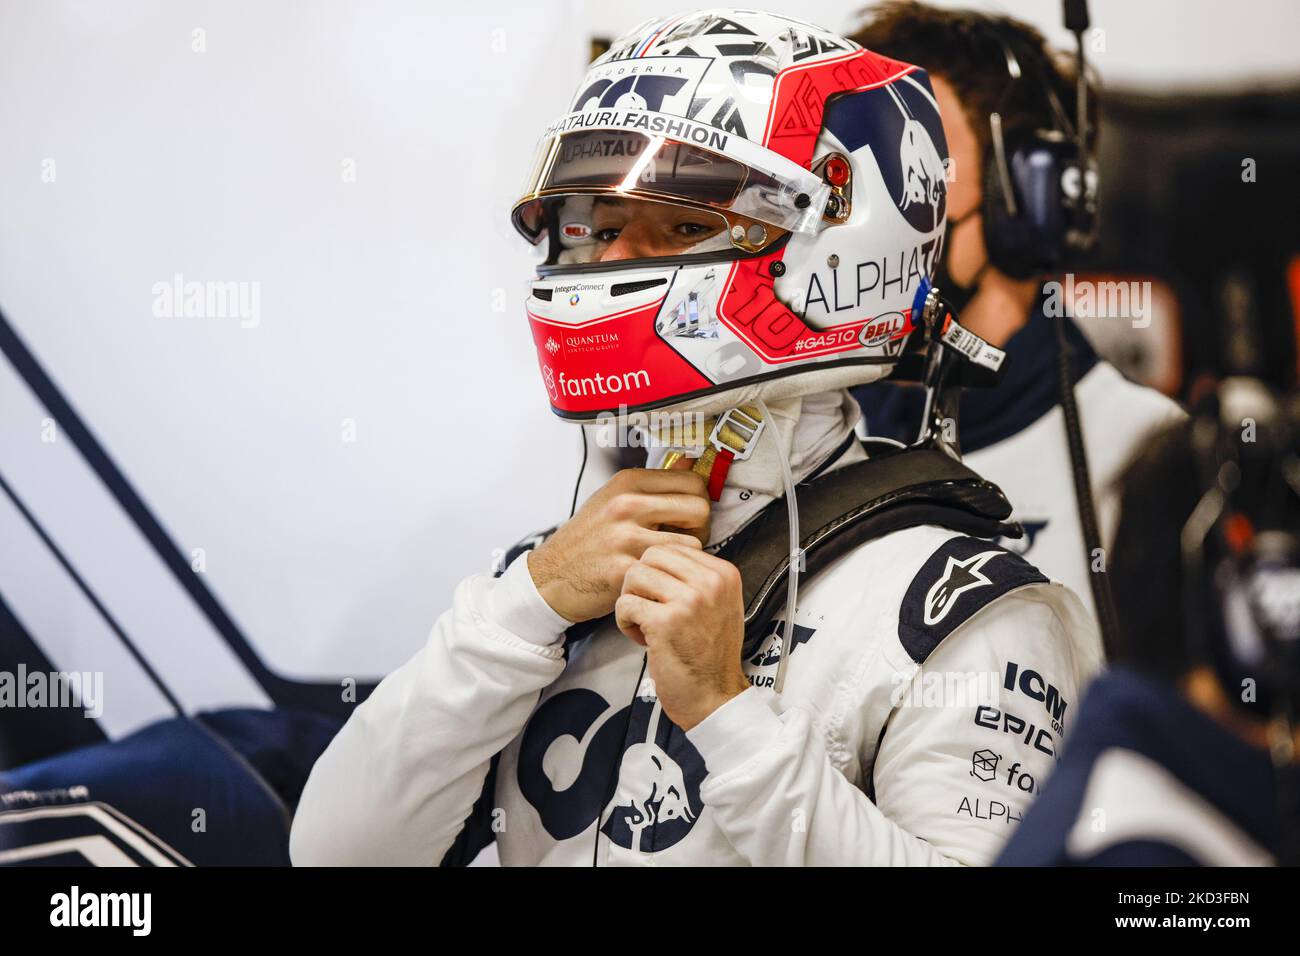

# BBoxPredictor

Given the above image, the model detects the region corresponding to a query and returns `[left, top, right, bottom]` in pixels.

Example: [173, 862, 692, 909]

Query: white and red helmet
[512, 9, 949, 422]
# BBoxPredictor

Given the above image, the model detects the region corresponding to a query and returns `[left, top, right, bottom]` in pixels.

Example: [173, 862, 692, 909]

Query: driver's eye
[594, 227, 621, 243]
[676, 221, 712, 237]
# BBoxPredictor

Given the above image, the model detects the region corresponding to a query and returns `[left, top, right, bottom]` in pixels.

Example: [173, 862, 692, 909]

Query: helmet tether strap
[662, 404, 766, 502]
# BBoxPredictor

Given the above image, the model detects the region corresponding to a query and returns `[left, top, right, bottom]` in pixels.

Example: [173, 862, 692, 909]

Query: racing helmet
[512, 9, 950, 422]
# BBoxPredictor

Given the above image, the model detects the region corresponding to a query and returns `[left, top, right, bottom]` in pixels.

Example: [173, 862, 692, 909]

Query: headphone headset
[973, 14, 1099, 280]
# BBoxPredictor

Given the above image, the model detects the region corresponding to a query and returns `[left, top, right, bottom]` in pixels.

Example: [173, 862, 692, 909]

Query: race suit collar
[956, 298, 1098, 450]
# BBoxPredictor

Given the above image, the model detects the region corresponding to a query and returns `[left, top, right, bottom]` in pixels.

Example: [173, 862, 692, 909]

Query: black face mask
[931, 209, 987, 316]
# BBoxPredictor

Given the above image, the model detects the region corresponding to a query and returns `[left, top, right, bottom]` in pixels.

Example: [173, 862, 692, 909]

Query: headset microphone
[1063, 0, 1098, 255]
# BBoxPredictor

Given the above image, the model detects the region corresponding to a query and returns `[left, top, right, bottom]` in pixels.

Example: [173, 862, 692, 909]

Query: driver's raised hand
[527, 467, 711, 623]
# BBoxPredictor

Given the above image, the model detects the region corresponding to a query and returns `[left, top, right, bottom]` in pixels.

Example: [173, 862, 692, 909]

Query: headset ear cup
[981, 147, 1039, 280]
[981, 153, 1015, 276]
[983, 134, 1073, 280]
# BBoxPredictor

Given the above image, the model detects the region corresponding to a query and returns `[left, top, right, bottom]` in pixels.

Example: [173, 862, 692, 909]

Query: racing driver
[291, 9, 1102, 867]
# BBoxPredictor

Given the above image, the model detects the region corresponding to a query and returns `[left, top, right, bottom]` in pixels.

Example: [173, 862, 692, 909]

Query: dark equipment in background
[998, 377, 1299, 866]
[1182, 380, 1300, 864]
[1082, 89, 1300, 395]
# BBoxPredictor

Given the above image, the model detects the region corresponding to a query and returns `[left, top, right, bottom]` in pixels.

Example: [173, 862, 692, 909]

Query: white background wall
[1, 0, 1297, 734]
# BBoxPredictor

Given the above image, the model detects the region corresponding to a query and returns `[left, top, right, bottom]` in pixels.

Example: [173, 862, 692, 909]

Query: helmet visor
[512, 127, 828, 250]
[525, 194, 788, 266]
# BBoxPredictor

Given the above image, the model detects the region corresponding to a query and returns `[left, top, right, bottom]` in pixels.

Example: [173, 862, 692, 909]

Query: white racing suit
[291, 391, 1103, 866]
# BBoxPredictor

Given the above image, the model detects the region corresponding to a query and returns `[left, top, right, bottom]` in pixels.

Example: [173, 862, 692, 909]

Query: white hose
[753, 399, 801, 693]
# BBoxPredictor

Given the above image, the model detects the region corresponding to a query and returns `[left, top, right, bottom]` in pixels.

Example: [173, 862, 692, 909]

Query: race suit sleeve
[289, 553, 570, 866]
[685, 589, 1086, 866]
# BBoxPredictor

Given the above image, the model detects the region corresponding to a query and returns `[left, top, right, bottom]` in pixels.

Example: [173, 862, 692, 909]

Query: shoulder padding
[723, 447, 1020, 644]
[898, 536, 1048, 664]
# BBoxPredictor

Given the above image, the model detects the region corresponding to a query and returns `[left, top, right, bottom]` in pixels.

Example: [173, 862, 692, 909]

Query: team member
[849, 3, 1184, 632]
[291, 10, 1100, 867]
[999, 379, 1298, 865]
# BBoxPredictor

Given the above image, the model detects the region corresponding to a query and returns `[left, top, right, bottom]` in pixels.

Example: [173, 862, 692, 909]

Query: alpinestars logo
[924, 550, 1003, 625]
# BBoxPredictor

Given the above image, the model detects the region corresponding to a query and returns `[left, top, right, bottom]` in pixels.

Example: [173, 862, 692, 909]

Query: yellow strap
[692, 445, 719, 480]
[659, 444, 719, 476]
[658, 404, 764, 476]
